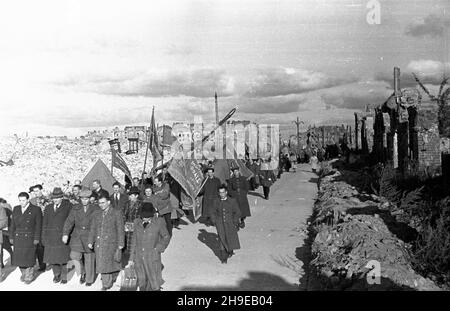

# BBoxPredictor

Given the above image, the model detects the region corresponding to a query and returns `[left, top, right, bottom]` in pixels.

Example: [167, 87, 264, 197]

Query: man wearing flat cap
[127, 201, 170, 291]
[88, 194, 124, 291]
[199, 167, 221, 226]
[42, 187, 73, 284]
[63, 189, 100, 286]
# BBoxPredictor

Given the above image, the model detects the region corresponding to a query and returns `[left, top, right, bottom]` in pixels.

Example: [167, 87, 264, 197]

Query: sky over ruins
[0, 0, 448, 137]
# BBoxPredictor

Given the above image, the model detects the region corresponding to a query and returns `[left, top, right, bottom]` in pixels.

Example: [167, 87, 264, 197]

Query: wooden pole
[142, 106, 154, 187]
[215, 92, 219, 126]
[292, 117, 303, 154]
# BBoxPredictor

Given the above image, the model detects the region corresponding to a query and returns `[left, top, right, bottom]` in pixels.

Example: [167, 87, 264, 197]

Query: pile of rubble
[0, 136, 158, 205]
[309, 161, 440, 290]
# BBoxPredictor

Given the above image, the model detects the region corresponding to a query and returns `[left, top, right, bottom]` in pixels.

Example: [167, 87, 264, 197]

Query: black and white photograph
[0, 0, 449, 295]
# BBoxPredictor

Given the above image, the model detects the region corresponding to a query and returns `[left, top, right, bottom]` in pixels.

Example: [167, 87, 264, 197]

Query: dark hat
[141, 202, 155, 218]
[230, 165, 240, 171]
[51, 187, 64, 199]
[129, 186, 140, 195]
[79, 189, 91, 198]
[204, 166, 214, 173]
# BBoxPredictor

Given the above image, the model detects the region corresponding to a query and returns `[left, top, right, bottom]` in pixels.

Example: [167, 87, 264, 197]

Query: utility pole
[292, 117, 304, 154]
[215, 92, 219, 126]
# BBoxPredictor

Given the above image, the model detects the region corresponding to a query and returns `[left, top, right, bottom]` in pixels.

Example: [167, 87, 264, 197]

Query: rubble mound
[309, 162, 441, 291]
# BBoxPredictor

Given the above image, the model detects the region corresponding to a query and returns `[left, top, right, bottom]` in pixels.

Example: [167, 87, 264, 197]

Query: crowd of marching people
[0, 151, 310, 291]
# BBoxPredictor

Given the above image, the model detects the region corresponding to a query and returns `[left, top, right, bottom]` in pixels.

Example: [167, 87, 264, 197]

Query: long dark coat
[210, 197, 241, 252]
[123, 200, 142, 251]
[88, 207, 125, 274]
[200, 177, 221, 218]
[42, 199, 73, 264]
[130, 217, 171, 290]
[62, 203, 100, 253]
[260, 169, 276, 188]
[10, 203, 42, 267]
[227, 176, 251, 218]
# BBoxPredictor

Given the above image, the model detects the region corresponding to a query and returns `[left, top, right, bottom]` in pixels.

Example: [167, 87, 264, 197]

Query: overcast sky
[0, 0, 449, 137]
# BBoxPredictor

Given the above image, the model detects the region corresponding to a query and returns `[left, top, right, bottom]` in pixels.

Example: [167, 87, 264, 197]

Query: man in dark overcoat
[128, 202, 171, 291]
[227, 166, 251, 229]
[10, 192, 42, 284]
[42, 187, 73, 284]
[210, 185, 241, 264]
[30, 184, 50, 271]
[62, 189, 99, 286]
[199, 167, 221, 226]
[88, 194, 124, 291]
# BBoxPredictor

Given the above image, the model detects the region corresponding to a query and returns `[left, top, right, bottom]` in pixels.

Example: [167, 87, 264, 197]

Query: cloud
[245, 67, 357, 97]
[54, 68, 236, 98]
[375, 60, 450, 88]
[320, 81, 393, 110]
[405, 14, 450, 38]
[165, 44, 193, 56]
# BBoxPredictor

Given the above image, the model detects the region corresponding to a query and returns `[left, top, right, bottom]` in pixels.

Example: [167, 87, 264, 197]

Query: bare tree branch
[412, 73, 436, 101]
[438, 77, 449, 98]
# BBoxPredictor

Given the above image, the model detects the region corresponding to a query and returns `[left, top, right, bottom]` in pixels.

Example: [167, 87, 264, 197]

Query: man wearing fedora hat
[63, 189, 100, 286]
[42, 187, 73, 284]
[199, 167, 221, 226]
[127, 201, 170, 291]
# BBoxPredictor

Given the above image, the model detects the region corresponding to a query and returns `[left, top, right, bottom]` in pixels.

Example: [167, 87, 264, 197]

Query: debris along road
[0, 164, 317, 291]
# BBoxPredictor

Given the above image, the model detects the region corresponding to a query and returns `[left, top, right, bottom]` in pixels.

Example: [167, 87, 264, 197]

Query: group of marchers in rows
[0, 156, 300, 291]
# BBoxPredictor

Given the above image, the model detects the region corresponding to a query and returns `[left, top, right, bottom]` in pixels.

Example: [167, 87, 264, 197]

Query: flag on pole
[149, 107, 162, 171]
[111, 148, 132, 181]
[168, 158, 204, 220]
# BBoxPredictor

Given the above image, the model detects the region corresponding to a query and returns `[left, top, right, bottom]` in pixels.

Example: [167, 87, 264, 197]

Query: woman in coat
[210, 185, 241, 264]
[42, 188, 72, 284]
[88, 195, 125, 290]
[128, 202, 171, 291]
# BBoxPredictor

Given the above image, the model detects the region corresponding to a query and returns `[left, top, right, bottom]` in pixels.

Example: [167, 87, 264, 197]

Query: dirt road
[0, 164, 317, 291]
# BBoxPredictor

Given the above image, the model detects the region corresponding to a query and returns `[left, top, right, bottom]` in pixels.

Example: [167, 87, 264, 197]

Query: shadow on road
[180, 271, 299, 291]
[197, 229, 221, 262]
[248, 191, 265, 199]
